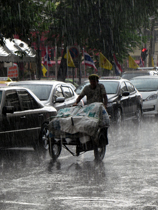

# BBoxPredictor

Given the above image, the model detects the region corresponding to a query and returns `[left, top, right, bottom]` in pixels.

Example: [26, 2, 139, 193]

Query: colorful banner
[99, 53, 112, 70]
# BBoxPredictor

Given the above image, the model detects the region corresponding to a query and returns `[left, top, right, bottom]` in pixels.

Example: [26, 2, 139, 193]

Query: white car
[9, 80, 83, 110]
[130, 76, 158, 116]
[122, 69, 158, 80]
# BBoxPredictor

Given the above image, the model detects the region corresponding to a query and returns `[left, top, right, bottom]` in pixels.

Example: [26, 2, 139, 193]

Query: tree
[0, 0, 55, 42]
[0, 0, 56, 79]
[47, 0, 158, 63]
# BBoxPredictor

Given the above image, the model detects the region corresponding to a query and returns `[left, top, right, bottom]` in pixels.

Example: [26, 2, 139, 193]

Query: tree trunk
[57, 56, 67, 82]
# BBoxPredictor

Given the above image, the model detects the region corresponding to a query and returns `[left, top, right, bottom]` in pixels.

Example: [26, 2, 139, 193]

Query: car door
[119, 81, 130, 118]
[61, 85, 76, 107]
[0, 90, 23, 147]
[125, 81, 137, 117]
[17, 89, 44, 146]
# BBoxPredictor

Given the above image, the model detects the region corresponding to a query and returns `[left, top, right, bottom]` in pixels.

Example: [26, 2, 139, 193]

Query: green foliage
[47, 0, 158, 62]
[0, 0, 55, 43]
[1, 0, 158, 64]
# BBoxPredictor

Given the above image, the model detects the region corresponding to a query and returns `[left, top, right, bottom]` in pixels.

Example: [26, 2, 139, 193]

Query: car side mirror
[122, 91, 130, 96]
[2, 106, 14, 115]
[55, 97, 65, 103]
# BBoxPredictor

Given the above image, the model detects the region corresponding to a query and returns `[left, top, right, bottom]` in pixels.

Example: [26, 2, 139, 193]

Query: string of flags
[42, 45, 153, 77]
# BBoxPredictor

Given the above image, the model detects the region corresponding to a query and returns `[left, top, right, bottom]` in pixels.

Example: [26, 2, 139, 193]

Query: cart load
[49, 102, 110, 160]
[49, 102, 109, 141]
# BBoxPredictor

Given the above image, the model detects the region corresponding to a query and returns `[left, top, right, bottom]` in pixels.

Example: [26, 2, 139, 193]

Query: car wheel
[94, 131, 106, 161]
[39, 123, 49, 150]
[115, 108, 122, 127]
[49, 138, 62, 160]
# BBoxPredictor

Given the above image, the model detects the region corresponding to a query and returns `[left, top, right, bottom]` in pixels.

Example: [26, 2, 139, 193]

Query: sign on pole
[7, 64, 18, 78]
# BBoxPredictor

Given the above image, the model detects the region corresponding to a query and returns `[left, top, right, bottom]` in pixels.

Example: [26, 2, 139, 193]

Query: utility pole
[55, 39, 58, 80]
[148, 18, 155, 67]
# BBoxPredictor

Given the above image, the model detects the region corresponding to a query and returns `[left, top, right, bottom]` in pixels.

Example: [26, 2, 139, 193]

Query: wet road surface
[0, 117, 158, 209]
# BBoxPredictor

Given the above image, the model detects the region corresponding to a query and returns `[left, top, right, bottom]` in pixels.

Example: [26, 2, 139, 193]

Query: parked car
[0, 86, 57, 150]
[121, 69, 158, 80]
[75, 78, 143, 124]
[130, 75, 158, 117]
[9, 80, 83, 109]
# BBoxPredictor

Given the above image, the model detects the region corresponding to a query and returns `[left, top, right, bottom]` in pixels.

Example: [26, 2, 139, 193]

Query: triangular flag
[99, 52, 112, 70]
[128, 55, 139, 69]
[64, 51, 75, 67]
[41, 64, 47, 77]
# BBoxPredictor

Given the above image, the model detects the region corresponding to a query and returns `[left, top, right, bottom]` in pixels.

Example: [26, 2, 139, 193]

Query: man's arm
[99, 83, 108, 108]
[74, 86, 87, 106]
[73, 95, 83, 106]
[103, 93, 108, 108]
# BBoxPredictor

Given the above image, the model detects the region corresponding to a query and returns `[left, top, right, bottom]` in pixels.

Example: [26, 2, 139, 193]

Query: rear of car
[130, 76, 158, 116]
[0, 86, 57, 149]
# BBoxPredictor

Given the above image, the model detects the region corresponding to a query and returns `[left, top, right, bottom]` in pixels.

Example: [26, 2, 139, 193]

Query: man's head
[88, 74, 99, 89]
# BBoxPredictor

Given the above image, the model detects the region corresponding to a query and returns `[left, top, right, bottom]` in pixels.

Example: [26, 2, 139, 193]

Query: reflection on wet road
[0, 117, 158, 209]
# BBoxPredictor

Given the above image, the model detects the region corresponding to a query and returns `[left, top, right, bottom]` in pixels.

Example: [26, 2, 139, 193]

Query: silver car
[9, 80, 83, 110]
[130, 75, 158, 117]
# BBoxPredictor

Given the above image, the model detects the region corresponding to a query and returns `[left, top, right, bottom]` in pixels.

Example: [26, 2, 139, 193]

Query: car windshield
[12, 84, 52, 100]
[75, 80, 119, 94]
[131, 78, 158, 91]
[101, 81, 119, 94]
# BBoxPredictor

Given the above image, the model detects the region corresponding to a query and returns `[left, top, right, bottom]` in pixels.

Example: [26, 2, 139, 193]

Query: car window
[75, 82, 89, 94]
[11, 84, 52, 101]
[100, 81, 119, 94]
[62, 86, 74, 98]
[5, 90, 21, 111]
[69, 87, 74, 96]
[54, 85, 64, 98]
[120, 81, 128, 94]
[18, 90, 40, 110]
[125, 81, 135, 93]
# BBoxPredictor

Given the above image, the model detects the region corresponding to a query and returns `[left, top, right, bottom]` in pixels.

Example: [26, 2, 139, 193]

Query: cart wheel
[49, 138, 62, 160]
[94, 131, 106, 161]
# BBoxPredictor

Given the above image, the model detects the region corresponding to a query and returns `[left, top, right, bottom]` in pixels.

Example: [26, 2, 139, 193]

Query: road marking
[0, 200, 45, 206]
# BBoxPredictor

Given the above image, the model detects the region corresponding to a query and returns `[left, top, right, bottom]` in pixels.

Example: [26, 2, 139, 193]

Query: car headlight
[145, 94, 158, 101]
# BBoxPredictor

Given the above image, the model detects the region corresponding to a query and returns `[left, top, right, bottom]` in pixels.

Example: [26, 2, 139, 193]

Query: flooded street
[0, 117, 158, 209]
